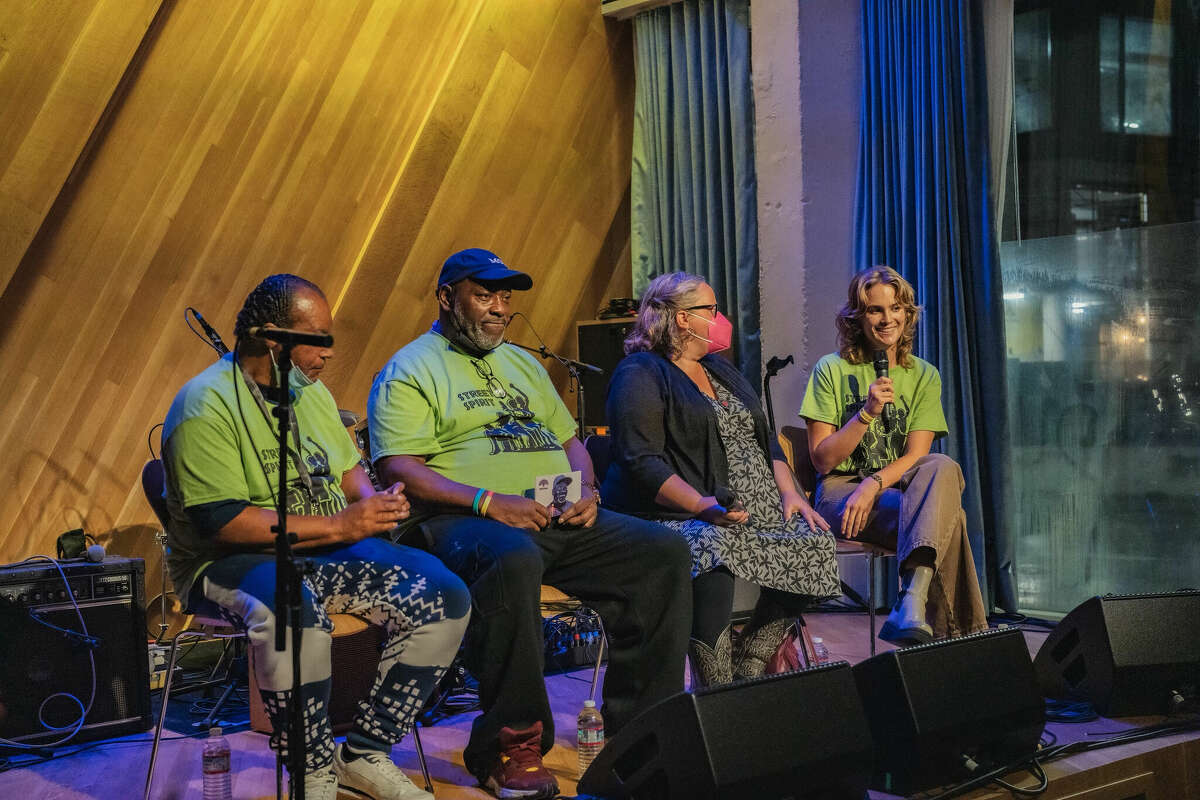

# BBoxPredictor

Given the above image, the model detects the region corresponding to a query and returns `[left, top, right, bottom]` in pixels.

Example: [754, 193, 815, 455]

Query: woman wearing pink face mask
[601, 272, 840, 687]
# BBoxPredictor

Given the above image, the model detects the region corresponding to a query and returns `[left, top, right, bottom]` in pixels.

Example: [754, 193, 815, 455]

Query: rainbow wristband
[472, 488, 487, 516]
[478, 490, 495, 517]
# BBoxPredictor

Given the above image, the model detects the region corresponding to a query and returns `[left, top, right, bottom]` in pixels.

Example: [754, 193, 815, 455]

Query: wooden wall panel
[0, 0, 165, 296]
[0, 0, 635, 588]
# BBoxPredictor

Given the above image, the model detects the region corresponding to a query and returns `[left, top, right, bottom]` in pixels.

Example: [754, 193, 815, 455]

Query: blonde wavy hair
[836, 265, 922, 367]
[623, 272, 709, 359]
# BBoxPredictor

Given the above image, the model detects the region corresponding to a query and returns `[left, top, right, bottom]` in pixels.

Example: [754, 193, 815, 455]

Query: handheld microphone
[247, 326, 334, 348]
[871, 349, 898, 432]
[714, 486, 743, 511]
[191, 309, 230, 355]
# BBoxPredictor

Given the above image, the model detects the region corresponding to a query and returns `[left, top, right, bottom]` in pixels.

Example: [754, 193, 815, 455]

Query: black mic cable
[27, 609, 102, 650]
[185, 307, 230, 356]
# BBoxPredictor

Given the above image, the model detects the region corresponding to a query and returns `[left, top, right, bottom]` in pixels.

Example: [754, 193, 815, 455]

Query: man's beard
[449, 301, 506, 353]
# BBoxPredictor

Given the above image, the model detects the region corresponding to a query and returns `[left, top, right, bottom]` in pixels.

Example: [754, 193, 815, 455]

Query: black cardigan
[600, 350, 786, 517]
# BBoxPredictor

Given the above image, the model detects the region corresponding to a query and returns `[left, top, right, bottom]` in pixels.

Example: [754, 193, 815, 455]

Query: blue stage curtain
[854, 0, 1017, 612]
[632, 0, 760, 385]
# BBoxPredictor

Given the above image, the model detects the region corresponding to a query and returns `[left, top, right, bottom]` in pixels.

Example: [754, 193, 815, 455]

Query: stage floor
[3, 609, 1197, 799]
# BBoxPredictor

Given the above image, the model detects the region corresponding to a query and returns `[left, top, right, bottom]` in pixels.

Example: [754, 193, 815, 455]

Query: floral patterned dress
[660, 371, 841, 598]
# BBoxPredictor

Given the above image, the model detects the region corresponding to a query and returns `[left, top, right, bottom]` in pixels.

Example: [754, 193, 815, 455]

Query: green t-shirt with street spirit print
[368, 328, 576, 503]
[798, 352, 948, 475]
[161, 353, 359, 600]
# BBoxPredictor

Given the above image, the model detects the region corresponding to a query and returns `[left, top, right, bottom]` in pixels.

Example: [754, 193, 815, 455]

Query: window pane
[1003, 3, 1199, 614]
[1122, 17, 1172, 134]
[1099, 16, 1122, 132]
[1000, 223, 1200, 613]
[1099, 15, 1173, 135]
[1015, 9, 1053, 132]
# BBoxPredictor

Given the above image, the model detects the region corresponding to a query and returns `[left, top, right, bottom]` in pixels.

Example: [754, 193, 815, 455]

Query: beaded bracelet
[478, 490, 495, 517]
[471, 488, 487, 516]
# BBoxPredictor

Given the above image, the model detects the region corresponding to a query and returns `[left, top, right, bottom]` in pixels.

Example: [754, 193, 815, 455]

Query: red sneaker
[482, 722, 559, 799]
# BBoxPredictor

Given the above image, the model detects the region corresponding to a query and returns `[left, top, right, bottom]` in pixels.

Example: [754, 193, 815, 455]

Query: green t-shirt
[798, 352, 948, 475]
[367, 328, 576, 505]
[161, 353, 359, 599]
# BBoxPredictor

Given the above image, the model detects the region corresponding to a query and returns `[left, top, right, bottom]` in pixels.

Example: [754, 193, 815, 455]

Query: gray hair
[623, 272, 708, 358]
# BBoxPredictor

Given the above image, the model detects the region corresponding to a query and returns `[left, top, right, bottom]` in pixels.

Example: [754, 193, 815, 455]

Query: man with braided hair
[161, 274, 470, 800]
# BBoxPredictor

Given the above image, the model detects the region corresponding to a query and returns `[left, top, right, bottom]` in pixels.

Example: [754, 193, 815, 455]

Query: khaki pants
[815, 453, 988, 639]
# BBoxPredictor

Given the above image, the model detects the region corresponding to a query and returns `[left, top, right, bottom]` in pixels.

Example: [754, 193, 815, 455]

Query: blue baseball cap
[438, 248, 533, 290]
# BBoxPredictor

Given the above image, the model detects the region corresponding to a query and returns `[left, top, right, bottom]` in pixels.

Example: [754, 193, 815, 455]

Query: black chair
[142, 460, 247, 800]
[779, 425, 895, 657]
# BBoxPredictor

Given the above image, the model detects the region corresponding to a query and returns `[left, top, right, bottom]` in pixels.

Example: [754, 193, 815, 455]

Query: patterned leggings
[197, 538, 470, 774]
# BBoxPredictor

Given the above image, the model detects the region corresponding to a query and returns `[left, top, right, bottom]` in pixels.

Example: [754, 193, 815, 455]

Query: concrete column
[752, 0, 862, 421]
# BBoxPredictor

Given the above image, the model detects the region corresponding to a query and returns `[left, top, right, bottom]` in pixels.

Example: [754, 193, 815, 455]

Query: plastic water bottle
[577, 699, 604, 776]
[811, 637, 832, 666]
[202, 727, 232, 800]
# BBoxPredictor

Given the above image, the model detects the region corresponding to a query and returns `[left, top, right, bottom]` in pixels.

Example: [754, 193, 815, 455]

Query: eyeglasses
[472, 358, 508, 399]
[684, 304, 719, 316]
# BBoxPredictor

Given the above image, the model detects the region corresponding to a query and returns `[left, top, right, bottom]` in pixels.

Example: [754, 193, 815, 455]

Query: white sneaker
[333, 745, 433, 800]
[300, 767, 339, 800]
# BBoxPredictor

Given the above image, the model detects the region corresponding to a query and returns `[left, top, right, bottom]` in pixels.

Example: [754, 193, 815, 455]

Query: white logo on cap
[488, 257, 503, 264]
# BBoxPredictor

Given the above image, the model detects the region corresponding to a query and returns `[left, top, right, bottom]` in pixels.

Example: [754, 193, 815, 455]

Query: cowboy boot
[732, 617, 793, 681]
[879, 565, 935, 646]
[688, 625, 732, 688]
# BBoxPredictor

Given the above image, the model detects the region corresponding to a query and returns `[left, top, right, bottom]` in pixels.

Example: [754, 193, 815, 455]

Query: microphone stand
[762, 354, 794, 434]
[272, 346, 307, 800]
[505, 340, 603, 440]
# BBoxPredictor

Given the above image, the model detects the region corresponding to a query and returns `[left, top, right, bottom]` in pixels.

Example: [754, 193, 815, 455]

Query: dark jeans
[416, 508, 691, 778]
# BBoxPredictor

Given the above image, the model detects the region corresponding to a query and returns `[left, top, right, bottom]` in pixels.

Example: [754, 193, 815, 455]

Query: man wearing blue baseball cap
[367, 248, 690, 799]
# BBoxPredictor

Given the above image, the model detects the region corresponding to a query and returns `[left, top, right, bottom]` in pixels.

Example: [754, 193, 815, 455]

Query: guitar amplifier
[0, 556, 151, 744]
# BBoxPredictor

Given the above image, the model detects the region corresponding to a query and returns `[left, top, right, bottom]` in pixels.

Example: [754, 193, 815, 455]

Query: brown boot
[732, 618, 792, 681]
[688, 625, 732, 688]
[482, 722, 558, 799]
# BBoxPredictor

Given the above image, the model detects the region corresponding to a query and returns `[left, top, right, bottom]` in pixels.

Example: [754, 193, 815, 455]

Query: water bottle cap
[583, 700, 596, 707]
[209, 727, 222, 736]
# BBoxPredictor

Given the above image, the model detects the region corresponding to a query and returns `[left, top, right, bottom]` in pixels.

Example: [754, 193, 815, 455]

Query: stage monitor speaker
[578, 663, 873, 799]
[1034, 590, 1200, 716]
[577, 318, 635, 429]
[852, 628, 1044, 795]
[0, 556, 151, 744]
